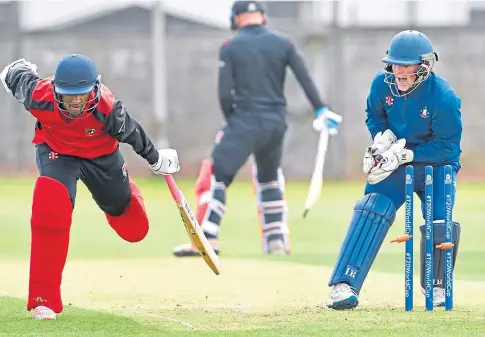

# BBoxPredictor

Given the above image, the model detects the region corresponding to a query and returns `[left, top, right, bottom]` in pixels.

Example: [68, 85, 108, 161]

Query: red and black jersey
[4, 62, 159, 165]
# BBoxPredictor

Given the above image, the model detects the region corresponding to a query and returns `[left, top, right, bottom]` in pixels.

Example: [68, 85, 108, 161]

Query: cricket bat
[164, 174, 221, 275]
[303, 110, 343, 218]
[303, 125, 331, 218]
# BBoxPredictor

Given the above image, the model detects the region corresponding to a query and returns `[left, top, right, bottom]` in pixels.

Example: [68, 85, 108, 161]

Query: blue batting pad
[329, 193, 397, 293]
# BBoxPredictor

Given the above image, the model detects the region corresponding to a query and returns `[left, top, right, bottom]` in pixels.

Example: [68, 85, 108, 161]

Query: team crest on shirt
[85, 128, 97, 135]
[385, 96, 394, 106]
[420, 107, 429, 118]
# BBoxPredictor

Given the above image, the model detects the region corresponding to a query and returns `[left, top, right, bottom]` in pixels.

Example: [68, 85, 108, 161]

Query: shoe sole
[327, 296, 359, 310]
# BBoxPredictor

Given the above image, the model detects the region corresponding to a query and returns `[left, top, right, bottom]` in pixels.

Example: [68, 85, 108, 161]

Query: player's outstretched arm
[412, 91, 462, 163]
[0, 58, 40, 111]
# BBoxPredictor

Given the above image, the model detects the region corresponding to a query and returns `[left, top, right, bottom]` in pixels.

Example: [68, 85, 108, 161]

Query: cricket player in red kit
[0, 54, 180, 320]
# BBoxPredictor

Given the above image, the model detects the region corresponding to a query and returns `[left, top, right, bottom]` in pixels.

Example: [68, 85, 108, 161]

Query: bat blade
[164, 174, 221, 275]
[303, 127, 330, 217]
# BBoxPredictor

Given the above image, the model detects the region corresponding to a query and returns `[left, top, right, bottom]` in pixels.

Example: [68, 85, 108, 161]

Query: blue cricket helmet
[382, 30, 437, 65]
[52, 54, 101, 119]
[382, 30, 438, 97]
[53, 54, 99, 95]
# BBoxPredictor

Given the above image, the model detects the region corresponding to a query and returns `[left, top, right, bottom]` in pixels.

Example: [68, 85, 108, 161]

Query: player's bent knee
[31, 177, 73, 229]
[355, 193, 397, 222]
[211, 146, 238, 187]
[328, 193, 397, 293]
[102, 200, 129, 217]
[105, 179, 149, 243]
[211, 161, 233, 187]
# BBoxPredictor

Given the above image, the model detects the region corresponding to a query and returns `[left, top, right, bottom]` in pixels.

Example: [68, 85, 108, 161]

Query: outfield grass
[0, 176, 484, 336]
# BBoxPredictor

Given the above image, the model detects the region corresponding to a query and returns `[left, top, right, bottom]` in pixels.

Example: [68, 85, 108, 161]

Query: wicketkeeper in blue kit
[326, 30, 463, 310]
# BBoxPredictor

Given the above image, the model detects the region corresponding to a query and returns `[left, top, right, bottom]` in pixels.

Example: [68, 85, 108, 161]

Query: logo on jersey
[85, 128, 97, 135]
[420, 107, 429, 118]
[48, 151, 58, 160]
[385, 96, 394, 106]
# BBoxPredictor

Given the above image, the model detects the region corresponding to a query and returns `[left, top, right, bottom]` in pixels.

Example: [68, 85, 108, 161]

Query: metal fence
[0, 5, 483, 180]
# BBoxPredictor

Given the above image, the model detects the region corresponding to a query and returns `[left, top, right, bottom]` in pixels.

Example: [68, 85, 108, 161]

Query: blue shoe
[326, 283, 359, 310]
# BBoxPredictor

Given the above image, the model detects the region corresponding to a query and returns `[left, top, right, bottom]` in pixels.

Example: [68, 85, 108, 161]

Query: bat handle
[164, 174, 182, 203]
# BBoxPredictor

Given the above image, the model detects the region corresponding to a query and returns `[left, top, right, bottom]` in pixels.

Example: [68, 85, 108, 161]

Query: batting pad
[328, 193, 396, 293]
[29, 176, 73, 313]
[255, 180, 290, 253]
[419, 220, 461, 290]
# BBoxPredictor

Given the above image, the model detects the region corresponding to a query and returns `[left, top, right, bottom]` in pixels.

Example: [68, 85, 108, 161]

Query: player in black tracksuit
[173, 1, 342, 256]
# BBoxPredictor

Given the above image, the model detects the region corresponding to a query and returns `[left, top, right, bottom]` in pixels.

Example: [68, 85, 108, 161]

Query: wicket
[391, 165, 455, 311]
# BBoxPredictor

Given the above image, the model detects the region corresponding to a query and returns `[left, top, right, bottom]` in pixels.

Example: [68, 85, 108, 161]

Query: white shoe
[32, 306, 56, 320]
[173, 239, 219, 257]
[420, 287, 446, 307]
[267, 239, 287, 255]
[433, 287, 445, 307]
[326, 283, 359, 310]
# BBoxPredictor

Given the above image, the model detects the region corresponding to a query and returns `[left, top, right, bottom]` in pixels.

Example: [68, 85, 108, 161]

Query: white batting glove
[362, 129, 397, 174]
[150, 149, 180, 175]
[367, 139, 414, 184]
[1, 58, 38, 93]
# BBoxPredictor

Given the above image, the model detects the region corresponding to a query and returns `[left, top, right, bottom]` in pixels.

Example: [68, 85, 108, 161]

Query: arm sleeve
[365, 76, 389, 139]
[104, 100, 159, 165]
[218, 42, 234, 119]
[3, 61, 40, 111]
[412, 92, 462, 163]
[287, 40, 325, 111]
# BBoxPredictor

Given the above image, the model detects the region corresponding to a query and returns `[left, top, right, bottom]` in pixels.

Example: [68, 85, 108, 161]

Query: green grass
[0, 176, 484, 336]
[1, 296, 484, 337]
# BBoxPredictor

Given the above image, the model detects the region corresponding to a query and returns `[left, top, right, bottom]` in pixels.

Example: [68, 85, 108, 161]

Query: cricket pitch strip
[0, 258, 484, 316]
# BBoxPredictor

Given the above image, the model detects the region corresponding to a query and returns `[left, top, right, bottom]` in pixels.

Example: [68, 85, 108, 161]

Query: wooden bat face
[178, 197, 221, 275]
[164, 174, 221, 275]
